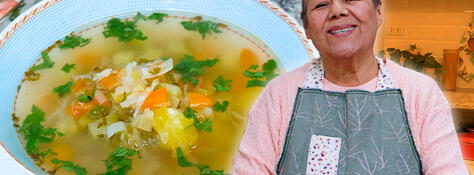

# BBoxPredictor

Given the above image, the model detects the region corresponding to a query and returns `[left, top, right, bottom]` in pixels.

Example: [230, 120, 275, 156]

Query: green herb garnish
[19, 106, 64, 155]
[134, 12, 147, 22]
[61, 63, 76, 73]
[53, 81, 73, 97]
[40, 149, 57, 158]
[101, 147, 140, 175]
[51, 158, 87, 175]
[183, 107, 196, 119]
[183, 108, 213, 132]
[243, 59, 279, 87]
[102, 18, 147, 42]
[78, 94, 93, 102]
[176, 147, 224, 175]
[213, 101, 229, 112]
[194, 118, 213, 132]
[147, 12, 167, 23]
[180, 20, 222, 39]
[31, 52, 55, 72]
[174, 55, 219, 86]
[213, 76, 232, 92]
[176, 147, 194, 167]
[25, 51, 55, 81]
[246, 79, 267, 88]
[196, 164, 225, 175]
[59, 34, 91, 49]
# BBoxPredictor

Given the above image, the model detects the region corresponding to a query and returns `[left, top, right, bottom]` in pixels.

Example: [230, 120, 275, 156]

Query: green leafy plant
[379, 44, 442, 78]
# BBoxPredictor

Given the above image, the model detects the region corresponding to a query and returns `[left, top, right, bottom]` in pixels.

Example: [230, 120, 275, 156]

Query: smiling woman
[233, 0, 470, 174]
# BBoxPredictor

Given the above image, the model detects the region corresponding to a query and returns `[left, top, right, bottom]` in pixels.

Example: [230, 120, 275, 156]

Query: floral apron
[276, 57, 423, 175]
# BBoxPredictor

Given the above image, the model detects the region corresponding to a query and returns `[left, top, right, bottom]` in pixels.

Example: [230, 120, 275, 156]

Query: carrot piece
[66, 100, 96, 119]
[99, 72, 120, 89]
[188, 92, 212, 108]
[73, 79, 86, 92]
[239, 49, 259, 69]
[141, 87, 170, 110]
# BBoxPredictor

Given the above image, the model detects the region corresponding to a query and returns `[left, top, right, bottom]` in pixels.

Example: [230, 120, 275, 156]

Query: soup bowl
[0, 0, 316, 174]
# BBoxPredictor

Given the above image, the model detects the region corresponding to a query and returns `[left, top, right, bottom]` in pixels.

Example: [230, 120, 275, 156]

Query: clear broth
[14, 15, 278, 174]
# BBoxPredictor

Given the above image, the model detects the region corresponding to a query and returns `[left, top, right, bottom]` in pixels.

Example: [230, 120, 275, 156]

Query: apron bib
[276, 57, 422, 175]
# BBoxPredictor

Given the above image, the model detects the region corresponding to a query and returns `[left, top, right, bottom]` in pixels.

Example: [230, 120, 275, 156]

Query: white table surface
[0, 146, 33, 175]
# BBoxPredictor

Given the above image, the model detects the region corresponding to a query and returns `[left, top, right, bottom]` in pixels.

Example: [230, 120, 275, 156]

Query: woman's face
[304, 0, 382, 59]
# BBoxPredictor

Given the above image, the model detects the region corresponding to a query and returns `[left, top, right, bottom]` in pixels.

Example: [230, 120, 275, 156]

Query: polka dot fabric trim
[305, 135, 342, 175]
[303, 57, 394, 90]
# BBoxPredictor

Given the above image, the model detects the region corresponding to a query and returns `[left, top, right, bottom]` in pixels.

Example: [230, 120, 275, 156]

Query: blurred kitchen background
[2, 0, 474, 172]
[375, 0, 474, 172]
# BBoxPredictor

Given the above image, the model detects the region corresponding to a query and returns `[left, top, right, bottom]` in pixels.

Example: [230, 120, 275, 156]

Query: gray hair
[301, 0, 381, 25]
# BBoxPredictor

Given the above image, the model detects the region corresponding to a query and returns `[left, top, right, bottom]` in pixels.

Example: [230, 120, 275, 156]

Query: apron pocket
[306, 135, 341, 175]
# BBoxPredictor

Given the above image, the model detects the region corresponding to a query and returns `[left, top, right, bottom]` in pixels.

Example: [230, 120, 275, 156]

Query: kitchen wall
[376, 0, 474, 88]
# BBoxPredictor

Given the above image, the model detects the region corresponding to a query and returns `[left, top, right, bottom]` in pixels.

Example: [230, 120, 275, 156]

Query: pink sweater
[232, 59, 469, 175]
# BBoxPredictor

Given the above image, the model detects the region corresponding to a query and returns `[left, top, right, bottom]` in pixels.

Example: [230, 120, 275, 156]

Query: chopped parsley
[176, 147, 194, 167]
[51, 158, 87, 175]
[213, 101, 229, 112]
[176, 147, 224, 175]
[39, 149, 57, 158]
[134, 12, 167, 24]
[196, 164, 225, 175]
[147, 12, 167, 23]
[78, 94, 93, 102]
[102, 17, 147, 43]
[213, 76, 232, 92]
[194, 118, 213, 132]
[246, 79, 268, 88]
[243, 59, 279, 87]
[53, 81, 73, 97]
[134, 12, 147, 22]
[31, 52, 55, 72]
[180, 20, 223, 39]
[59, 34, 91, 49]
[61, 63, 76, 73]
[183, 107, 196, 119]
[174, 55, 219, 86]
[183, 108, 213, 132]
[19, 106, 64, 155]
[101, 147, 140, 175]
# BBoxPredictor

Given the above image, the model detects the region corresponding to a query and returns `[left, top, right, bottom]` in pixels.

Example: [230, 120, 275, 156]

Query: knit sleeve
[232, 80, 283, 175]
[418, 80, 469, 175]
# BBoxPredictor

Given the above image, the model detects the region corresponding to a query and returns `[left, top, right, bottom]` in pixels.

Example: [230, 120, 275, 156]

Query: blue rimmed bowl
[0, 0, 316, 174]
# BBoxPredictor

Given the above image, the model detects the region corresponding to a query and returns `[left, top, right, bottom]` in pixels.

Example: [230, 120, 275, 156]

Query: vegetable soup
[13, 12, 281, 175]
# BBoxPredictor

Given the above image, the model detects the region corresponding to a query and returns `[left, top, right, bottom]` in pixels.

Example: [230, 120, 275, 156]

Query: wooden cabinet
[465, 160, 474, 174]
